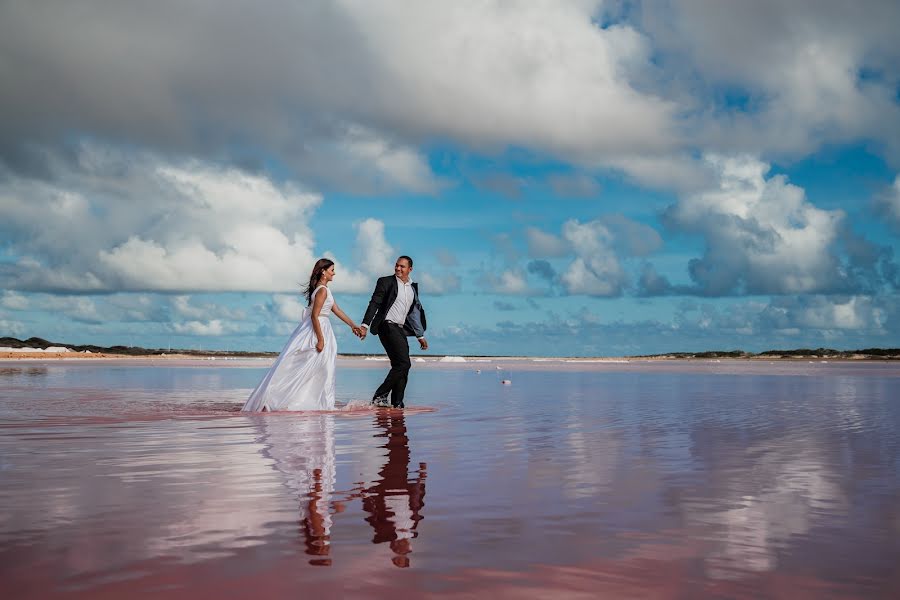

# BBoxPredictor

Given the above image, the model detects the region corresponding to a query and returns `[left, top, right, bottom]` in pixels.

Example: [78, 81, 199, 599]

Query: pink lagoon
[1, 357, 899, 598]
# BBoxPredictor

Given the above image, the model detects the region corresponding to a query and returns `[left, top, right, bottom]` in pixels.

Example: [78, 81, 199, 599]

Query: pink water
[1, 358, 899, 598]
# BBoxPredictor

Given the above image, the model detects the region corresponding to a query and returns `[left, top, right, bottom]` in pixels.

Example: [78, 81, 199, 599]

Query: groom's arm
[360, 277, 387, 332]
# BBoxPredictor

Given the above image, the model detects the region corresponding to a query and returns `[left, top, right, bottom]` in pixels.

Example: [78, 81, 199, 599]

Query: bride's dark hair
[304, 258, 335, 306]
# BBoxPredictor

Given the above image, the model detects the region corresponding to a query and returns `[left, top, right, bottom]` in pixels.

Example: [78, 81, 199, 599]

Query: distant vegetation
[0, 336, 277, 358]
[634, 347, 900, 360]
[2, 337, 899, 360]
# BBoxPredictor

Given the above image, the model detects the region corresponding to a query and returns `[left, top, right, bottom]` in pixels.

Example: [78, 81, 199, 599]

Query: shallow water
[1, 358, 899, 598]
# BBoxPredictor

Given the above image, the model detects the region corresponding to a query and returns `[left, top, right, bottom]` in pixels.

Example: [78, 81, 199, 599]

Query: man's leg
[391, 368, 409, 408]
[373, 324, 411, 406]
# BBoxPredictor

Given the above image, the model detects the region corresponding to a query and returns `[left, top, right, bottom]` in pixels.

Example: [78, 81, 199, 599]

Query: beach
[2, 357, 899, 598]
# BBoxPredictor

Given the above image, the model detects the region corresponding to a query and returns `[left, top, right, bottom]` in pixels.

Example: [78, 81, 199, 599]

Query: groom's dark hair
[398, 255, 413, 268]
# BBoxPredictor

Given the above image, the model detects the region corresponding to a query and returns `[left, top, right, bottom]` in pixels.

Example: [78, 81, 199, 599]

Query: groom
[358, 255, 428, 408]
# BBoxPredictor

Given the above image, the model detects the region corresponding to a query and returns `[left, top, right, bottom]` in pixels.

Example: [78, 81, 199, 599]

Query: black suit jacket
[362, 275, 427, 337]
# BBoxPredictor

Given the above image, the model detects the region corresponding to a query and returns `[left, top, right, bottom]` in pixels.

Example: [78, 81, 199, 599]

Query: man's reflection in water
[362, 411, 427, 568]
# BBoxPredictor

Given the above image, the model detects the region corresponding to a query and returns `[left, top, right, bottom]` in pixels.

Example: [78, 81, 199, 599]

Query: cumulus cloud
[527, 260, 557, 282]
[0, 319, 26, 338]
[171, 296, 245, 322]
[484, 269, 530, 295]
[0, 143, 325, 293]
[353, 218, 395, 276]
[636, 263, 673, 296]
[758, 295, 888, 334]
[524, 215, 662, 296]
[0, 1, 687, 189]
[559, 220, 627, 296]
[665, 155, 850, 296]
[171, 320, 231, 337]
[637, 0, 900, 162]
[1, 292, 29, 311]
[271, 294, 307, 323]
[330, 126, 444, 194]
[417, 272, 462, 296]
[2, 1, 898, 194]
[671, 294, 894, 341]
[601, 214, 663, 257]
[874, 175, 900, 229]
[434, 292, 898, 356]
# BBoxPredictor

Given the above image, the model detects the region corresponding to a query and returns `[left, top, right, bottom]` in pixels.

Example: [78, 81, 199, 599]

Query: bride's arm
[331, 302, 357, 329]
[311, 288, 327, 352]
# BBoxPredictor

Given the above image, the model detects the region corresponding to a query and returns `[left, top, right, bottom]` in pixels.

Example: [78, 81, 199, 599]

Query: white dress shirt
[385, 277, 415, 325]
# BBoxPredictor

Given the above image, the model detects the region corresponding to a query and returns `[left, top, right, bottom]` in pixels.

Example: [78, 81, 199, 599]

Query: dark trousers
[373, 323, 411, 407]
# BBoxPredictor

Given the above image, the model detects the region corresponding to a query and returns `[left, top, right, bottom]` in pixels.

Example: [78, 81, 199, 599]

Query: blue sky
[1, 1, 899, 356]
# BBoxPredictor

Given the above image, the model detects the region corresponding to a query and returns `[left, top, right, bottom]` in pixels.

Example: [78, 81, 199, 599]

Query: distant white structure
[439, 356, 466, 363]
[414, 357, 426, 363]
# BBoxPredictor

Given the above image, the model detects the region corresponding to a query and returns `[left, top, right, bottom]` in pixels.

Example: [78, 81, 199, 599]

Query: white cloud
[1, 291, 29, 311]
[485, 269, 529, 295]
[875, 175, 900, 228]
[172, 296, 207, 320]
[272, 294, 307, 323]
[1, 1, 898, 195]
[0, 1, 683, 189]
[345, 1, 680, 174]
[0, 319, 26, 338]
[171, 320, 229, 336]
[333, 126, 444, 194]
[560, 219, 627, 296]
[0, 144, 324, 293]
[767, 296, 887, 333]
[601, 214, 663, 257]
[667, 155, 846, 295]
[354, 218, 395, 276]
[639, 0, 900, 161]
[417, 272, 461, 296]
[171, 296, 245, 323]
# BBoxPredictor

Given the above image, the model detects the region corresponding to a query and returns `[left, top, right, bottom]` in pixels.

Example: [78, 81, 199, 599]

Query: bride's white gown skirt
[242, 308, 337, 412]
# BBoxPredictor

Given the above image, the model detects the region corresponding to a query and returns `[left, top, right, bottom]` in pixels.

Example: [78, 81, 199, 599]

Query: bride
[242, 258, 361, 412]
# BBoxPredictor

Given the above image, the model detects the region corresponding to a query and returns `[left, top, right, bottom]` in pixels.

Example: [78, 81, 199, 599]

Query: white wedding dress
[242, 286, 337, 412]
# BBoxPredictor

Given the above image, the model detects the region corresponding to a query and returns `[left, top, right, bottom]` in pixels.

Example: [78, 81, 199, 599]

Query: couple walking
[241, 255, 428, 412]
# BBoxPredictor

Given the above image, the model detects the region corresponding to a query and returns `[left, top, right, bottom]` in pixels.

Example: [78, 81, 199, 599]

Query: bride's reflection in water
[256, 413, 338, 566]
[257, 410, 426, 568]
[361, 411, 427, 568]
